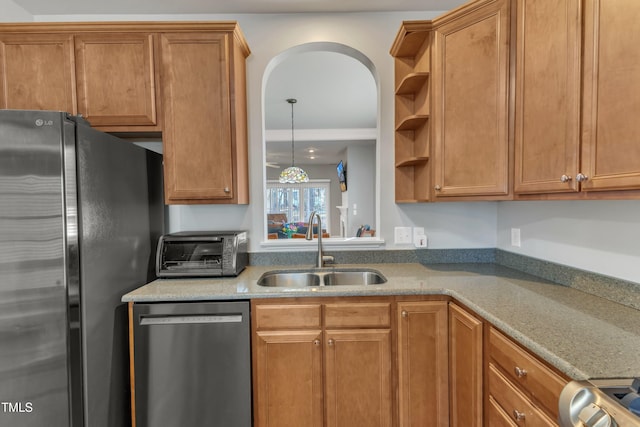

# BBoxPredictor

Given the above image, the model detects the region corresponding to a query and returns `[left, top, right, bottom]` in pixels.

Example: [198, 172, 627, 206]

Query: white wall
[497, 200, 640, 284]
[1, 0, 32, 21]
[346, 144, 375, 237]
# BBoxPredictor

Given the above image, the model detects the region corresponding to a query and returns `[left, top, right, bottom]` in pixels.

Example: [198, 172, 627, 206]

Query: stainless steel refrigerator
[0, 110, 164, 427]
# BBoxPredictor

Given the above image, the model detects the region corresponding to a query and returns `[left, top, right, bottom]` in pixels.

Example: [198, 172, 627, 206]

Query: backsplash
[496, 250, 640, 311]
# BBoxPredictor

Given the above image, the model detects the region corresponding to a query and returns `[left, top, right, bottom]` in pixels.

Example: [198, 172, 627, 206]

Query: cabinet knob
[560, 174, 572, 183]
[401, 310, 409, 318]
[328, 338, 335, 346]
[514, 366, 528, 378]
[434, 185, 441, 191]
[576, 173, 589, 182]
[224, 187, 231, 193]
[513, 409, 526, 421]
[313, 339, 320, 347]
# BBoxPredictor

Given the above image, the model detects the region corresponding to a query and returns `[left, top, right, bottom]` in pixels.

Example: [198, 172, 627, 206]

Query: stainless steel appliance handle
[140, 314, 243, 325]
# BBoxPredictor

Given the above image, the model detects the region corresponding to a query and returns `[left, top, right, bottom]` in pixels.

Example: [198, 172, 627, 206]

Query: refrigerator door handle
[139, 314, 243, 326]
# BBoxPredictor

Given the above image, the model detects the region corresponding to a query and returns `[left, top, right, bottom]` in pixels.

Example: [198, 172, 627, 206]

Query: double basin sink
[258, 267, 387, 288]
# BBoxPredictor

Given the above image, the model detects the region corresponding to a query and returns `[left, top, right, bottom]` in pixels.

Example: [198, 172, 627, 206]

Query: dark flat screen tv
[337, 160, 347, 192]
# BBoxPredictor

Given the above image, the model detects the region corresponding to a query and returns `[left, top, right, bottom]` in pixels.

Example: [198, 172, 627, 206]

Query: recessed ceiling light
[309, 156, 316, 160]
[308, 148, 315, 153]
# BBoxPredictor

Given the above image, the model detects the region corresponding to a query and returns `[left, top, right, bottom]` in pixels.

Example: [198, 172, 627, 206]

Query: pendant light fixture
[279, 98, 309, 183]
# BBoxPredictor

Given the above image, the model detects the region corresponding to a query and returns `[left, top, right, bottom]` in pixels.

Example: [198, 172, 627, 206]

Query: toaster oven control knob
[578, 403, 615, 427]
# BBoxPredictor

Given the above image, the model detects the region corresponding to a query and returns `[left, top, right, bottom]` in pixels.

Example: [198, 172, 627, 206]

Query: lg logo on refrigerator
[34, 118, 54, 127]
[1, 401, 33, 413]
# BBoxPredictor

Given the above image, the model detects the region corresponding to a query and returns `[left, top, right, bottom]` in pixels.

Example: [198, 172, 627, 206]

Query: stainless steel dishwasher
[132, 301, 251, 427]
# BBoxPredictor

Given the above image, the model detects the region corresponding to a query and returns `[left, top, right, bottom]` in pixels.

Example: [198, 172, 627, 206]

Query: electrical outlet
[414, 234, 428, 248]
[394, 227, 412, 244]
[511, 228, 521, 247]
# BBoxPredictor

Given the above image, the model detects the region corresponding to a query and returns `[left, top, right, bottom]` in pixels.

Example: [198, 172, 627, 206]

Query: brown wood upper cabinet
[580, 0, 640, 193]
[74, 33, 159, 130]
[515, 0, 640, 196]
[431, 0, 512, 200]
[513, 0, 581, 195]
[0, 22, 251, 205]
[0, 33, 77, 113]
[159, 30, 250, 204]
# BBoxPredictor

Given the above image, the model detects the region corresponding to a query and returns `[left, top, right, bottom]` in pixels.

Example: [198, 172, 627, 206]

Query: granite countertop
[123, 262, 640, 381]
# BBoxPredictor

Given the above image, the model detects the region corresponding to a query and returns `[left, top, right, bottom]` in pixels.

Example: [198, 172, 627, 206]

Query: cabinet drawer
[255, 304, 322, 330]
[324, 303, 391, 328]
[489, 328, 566, 419]
[489, 364, 557, 427]
[488, 396, 518, 427]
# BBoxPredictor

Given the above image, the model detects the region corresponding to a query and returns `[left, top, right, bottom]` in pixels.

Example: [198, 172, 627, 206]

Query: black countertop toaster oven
[156, 231, 248, 278]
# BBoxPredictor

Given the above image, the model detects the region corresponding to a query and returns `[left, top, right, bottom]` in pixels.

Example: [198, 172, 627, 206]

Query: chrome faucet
[306, 211, 333, 268]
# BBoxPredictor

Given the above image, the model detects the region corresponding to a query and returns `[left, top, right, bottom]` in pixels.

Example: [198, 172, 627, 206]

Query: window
[266, 180, 331, 233]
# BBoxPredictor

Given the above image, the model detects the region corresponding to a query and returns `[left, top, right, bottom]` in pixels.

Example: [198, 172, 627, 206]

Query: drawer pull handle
[513, 409, 526, 421]
[328, 338, 335, 346]
[514, 366, 528, 378]
[313, 339, 320, 346]
[401, 310, 409, 318]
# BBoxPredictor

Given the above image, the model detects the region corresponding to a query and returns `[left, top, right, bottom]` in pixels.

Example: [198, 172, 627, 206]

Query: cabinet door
[254, 330, 324, 427]
[74, 33, 158, 129]
[397, 301, 448, 427]
[159, 32, 235, 203]
[513, 0, 581, 194]
[432, 0, 511, 198]
[581, 0, 640, 191]
[0, 34, 76, 113]
[324, 329, 392, 427]
[449, 303, 483, 427]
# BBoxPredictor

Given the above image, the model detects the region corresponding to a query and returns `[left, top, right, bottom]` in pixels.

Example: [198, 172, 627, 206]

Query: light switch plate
[394, 227, 412, 244]
[511, 228, 521, 247]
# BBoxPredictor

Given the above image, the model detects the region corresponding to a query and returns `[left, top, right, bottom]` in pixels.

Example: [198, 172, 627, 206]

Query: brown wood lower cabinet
[449, 302, 483, 427]
[397, 300, 449, 427]
[252, 298, 392, 427]
[251, 297, 568, 427]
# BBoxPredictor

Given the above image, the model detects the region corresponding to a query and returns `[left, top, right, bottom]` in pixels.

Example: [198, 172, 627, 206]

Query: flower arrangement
[282, 223, 299, 236]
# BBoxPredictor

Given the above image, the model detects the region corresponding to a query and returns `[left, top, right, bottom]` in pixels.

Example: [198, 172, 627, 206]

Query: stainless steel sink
[323, 270, 387, 286]
[257, 271, 321, 287]
[256, 268, 387, 287]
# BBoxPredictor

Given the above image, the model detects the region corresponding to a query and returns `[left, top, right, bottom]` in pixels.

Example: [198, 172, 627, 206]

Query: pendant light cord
[287, 98, 297, 167]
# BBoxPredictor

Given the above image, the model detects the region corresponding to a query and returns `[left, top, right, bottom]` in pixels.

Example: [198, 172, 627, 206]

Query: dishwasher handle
[139, 314, 243, 326]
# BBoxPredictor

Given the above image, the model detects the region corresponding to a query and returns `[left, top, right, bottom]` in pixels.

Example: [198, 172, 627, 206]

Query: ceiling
[12, 0, 465, 15]
[264, 51, 376, 167]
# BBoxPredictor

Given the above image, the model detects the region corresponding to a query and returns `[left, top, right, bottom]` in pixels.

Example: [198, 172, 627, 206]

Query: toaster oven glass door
[161, 241, 224, 272]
